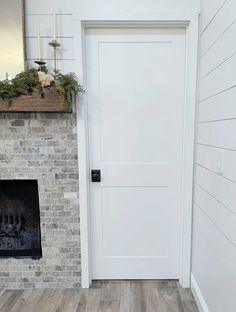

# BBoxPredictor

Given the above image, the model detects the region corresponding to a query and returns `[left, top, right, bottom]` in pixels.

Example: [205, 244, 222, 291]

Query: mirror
[0, 0, 25, 81]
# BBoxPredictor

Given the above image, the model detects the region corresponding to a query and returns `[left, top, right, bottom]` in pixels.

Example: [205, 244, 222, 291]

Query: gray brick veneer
[0, 113, 80, 288]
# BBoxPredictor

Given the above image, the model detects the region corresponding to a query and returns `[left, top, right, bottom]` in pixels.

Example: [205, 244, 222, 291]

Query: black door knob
[91, 169, 101, 182]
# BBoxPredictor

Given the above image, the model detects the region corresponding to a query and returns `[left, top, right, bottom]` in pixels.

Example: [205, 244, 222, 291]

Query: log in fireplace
[0, 180, 42, 258]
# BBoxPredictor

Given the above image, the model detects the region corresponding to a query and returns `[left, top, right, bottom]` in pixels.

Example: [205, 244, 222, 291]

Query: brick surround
[0, 112, 80, 288]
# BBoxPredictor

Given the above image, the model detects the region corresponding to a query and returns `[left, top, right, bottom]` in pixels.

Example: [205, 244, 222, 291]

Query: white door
[86, 27, 186, 280]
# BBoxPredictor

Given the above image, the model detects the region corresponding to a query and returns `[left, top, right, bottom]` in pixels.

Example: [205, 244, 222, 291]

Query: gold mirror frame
[0, 0, 26, 81]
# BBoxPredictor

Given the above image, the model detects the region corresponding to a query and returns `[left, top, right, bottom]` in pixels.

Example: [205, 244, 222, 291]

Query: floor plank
[76, 289, 89, 312]
[157, 283, 185, 312]
[182, 301, 199, 312]
[56, 289, 81, 312]
[100, 282, 121, 302]
[177, 283, 194, 302]
[142, 281, 162, 311]
[130, 282, 146, 312]
[0, 281, 199, 312]
[0, 289, 5, 297]
[98, 300, 120, 312]
[10, 301, 40, 312]
[119, 281, 130, 312]
[0, 290, 24, 312]
[19, 289, 45, 303]
[85, 289, 101, 312]
[98, 282, 121, 312]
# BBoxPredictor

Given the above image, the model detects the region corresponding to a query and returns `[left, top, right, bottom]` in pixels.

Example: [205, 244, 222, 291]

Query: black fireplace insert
[0, 180, 42, 258]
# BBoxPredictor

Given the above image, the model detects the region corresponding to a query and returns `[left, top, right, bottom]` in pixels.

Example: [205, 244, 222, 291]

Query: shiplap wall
[24, 0, 199, 74]
[192, 0, 236, 311]
[25, 0, 74, 73]
[76, 0, 199, 11]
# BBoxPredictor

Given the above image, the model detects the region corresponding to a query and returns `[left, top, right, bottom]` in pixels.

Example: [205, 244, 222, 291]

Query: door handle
[91, 169, 101, 182]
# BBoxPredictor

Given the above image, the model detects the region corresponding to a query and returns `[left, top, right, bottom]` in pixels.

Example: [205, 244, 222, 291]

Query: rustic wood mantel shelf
[0, 88, 70, 113]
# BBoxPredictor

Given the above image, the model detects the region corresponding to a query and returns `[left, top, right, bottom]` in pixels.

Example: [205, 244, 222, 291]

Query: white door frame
[73, 11, 199, 289]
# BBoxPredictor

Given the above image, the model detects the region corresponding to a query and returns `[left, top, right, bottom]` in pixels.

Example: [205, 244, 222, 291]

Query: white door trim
[73, 11, 199, 288]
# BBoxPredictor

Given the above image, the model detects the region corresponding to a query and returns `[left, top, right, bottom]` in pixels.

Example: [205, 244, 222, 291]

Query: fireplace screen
[0, 180, 42, 258]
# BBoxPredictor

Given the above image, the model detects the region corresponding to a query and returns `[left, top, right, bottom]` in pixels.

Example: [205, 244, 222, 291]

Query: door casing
[72, 12, 199, 288]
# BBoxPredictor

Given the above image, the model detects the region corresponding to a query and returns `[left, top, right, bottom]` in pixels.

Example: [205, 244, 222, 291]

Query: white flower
[38, 71, 54, 87]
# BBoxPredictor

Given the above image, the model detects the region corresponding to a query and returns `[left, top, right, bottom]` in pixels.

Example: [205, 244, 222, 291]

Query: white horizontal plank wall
[76, 0, 199, 11]
[24, 0, 74, 73]
[24, 0, 200, 73]
[192, 0, 236, 311]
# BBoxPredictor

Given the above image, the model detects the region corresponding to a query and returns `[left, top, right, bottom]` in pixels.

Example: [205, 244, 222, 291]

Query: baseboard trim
[191, 274, 210, 312]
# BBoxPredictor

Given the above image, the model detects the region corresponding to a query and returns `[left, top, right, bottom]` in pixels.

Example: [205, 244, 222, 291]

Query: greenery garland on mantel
[0, 66, 84, 108]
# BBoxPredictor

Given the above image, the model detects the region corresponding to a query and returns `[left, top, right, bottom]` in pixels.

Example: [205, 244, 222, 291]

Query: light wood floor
[0, 281, 199, 312]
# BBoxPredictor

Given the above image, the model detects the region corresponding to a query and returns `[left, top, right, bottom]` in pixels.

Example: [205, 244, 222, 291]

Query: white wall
[25, 0, 200, 14]
[192, 0, 236, 311]
[24, 0, 199, 74]
[75, 0, 199, 11]
[25, 0, 74, 73]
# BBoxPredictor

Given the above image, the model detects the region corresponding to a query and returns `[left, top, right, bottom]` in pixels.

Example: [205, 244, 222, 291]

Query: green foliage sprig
[0, 66, 84, 108]
[54, 70, 85, 107]
[0, 68, 39, 104]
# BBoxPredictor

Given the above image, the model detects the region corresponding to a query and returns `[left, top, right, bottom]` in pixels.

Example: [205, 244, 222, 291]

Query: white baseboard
[191, 274, 210, 312]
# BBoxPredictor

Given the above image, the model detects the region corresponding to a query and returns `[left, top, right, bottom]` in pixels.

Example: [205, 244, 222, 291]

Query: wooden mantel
[0, 88, 70, 113]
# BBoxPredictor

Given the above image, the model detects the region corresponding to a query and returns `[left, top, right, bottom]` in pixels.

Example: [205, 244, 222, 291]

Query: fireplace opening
[0, 180, 42, 259]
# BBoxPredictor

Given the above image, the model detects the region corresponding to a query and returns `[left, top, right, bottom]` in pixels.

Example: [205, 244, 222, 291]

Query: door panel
[102, 187, 177, 257]
[102, 164, 174, 187]
[86, 27, 186, 279]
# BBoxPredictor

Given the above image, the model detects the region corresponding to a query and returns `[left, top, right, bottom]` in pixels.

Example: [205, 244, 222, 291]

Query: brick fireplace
[0, 112, 80, 288]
